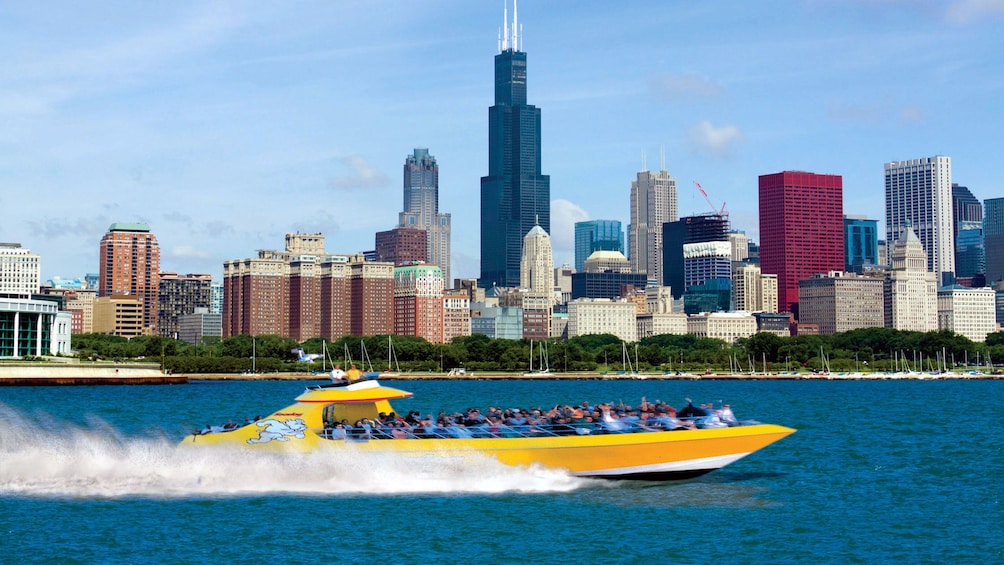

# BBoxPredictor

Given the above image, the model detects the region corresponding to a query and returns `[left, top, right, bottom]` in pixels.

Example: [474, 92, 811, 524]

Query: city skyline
[3, 1, 1003, 282]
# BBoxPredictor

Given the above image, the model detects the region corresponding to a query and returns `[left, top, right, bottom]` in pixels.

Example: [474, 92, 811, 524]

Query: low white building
[937, 285, 996, 343]
[687, 311, 757, 343]
[567, 298, 637, 342]
[637, 313, 688, 339]
[1, 243, 72, 358]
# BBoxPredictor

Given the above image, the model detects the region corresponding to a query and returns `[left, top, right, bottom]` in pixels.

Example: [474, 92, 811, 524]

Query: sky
[3, 0, 1003, 282]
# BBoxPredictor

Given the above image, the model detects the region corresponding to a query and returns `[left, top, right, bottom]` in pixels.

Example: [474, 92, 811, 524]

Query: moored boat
[180, 379, 795, 480]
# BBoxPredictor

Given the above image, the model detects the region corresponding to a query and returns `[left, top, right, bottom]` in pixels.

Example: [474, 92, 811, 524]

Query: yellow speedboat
[180, 379, 795, 480]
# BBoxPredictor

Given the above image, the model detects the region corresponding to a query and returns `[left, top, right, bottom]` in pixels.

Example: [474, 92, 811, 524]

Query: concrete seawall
[0, 363, 186, 385]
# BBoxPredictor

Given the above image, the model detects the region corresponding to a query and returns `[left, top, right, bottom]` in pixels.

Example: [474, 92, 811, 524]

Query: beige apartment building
[686, 312, 757, 343]
[937, 285, 997, 343]
[93, 295, 144, 338]
[567, 298, 638, 343]
[442, 289, 472, 343]
[732, 263, 778, 313]
[798, 271, 885, 335]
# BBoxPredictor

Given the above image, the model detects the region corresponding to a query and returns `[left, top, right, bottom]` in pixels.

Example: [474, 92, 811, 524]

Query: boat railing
[316, 416, 744, 441]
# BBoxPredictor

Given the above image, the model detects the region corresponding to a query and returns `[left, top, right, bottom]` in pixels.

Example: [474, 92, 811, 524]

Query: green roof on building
[108, 223, 151, 233]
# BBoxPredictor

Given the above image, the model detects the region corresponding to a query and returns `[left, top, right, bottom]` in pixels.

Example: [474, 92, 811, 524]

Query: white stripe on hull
[572, 452, 752, 477]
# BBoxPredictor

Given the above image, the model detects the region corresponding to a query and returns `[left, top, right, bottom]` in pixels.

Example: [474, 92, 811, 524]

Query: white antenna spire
[498, 28, 502, 53]
[513, 0, 518, 52]
[660, 144, 666, 171]
[503, 1, 509, 51]
[642, 151, 647, 172]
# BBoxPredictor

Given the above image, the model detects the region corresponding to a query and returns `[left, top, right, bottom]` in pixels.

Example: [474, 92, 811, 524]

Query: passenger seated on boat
[678, 398, 707, 418]
[330, 423, 347, 440]
[601, 408, 628, 432]
[345, 364, 362, 382]
[353, 418, 373, 438]
[720, 404, 739, 427]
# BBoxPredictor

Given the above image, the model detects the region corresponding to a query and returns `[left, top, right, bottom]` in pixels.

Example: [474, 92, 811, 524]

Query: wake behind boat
[180, 379, 795, 480]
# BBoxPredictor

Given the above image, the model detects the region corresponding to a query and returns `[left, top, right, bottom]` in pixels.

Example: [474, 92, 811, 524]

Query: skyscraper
[480, 3, 550, 289]
[953, 183, 984, 279]
[985, 198, 1004, 284]
[662, 213, 729, 300]
[884, 156, 955, 285]
[885, 226, 938, 332]
[629, 167, 677, 282]
[399, 148, 451, 282]
[758, 171, 844, 317]
[98, 223, 160, 333]
[574, 220, 624, 272]
[520, 223, 554, 340]
[844, 215, 879, 273]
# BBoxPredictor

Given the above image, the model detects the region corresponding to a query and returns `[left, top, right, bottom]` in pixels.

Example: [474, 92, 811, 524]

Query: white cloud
[550, 199, 590, 267]
[944, 0, 1004, 23]
[649, 74, 723, 102]
[329, 155, 391, 190]
[168, 245, 212, 260]
[686, 121, 743, 158]
[826, 99, 926, 125]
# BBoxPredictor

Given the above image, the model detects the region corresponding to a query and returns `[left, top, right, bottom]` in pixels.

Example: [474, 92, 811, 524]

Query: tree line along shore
[62, 328, 1004, 377]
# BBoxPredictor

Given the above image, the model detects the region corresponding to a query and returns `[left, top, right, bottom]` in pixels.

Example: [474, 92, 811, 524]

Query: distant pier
[0, 362, 186, 385]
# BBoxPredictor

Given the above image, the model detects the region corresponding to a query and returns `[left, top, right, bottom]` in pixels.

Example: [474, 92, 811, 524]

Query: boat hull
[181, 423, 794, 480]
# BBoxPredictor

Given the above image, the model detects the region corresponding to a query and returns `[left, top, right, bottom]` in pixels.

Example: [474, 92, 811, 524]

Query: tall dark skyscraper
[480, 2, 550, 289]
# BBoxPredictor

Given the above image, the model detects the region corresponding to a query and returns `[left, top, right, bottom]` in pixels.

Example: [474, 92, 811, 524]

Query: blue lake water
[1, 379, 1001, 564]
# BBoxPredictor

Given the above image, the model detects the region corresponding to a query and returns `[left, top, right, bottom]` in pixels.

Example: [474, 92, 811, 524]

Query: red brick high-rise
[758, 171, 844, 318]
[98, 223, 160, 333]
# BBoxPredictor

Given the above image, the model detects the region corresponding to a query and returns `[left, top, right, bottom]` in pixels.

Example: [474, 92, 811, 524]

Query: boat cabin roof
[295, 379, 413, 404]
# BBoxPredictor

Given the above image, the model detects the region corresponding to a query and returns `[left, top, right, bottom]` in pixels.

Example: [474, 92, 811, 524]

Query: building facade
[158, 272, 212, 339]
[93, 295, 144, 338]
[0, 243, 71, 357]
[937, 285, 996, 343]
[574, 220, 624, 272]
[844, 215, 879, 273]
[686, 312, 757, 344]
[797, 272, 885, 335]
[177, 307, 223, 345]
[399, 148, 451, 282]
[732, 263, 778, 313]
[480, 8, 549, 289]
[98, 223, 160, 333]
[223, 235, 394, 340]
[884, 156, 955, 284]
[984, 198, 1004, 284]
[375, 227, 428, 267]
[884, 227, 938, 332]
[442, 289, 472, 343]
[758, 171, 845, 317]
[662, 213, 729, 300]
[629, 168, 677, 282]
[519, 224, 554, 340]
[393, 264, 445, 344]
[567, 298, 637, 343]
[570, 250, 646, 300]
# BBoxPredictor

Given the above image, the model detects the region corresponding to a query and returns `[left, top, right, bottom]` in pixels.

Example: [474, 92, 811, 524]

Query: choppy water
[1, 379, 1001, 563]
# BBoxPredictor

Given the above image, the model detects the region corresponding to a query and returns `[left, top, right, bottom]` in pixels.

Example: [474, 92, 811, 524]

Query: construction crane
[693, 181, 728, 218]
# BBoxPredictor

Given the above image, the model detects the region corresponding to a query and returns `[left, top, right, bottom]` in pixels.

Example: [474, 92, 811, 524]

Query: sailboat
[619, 342, 639, 376]
[241, 337, 258, 375]
[383, 335, 402, 377]
[360, 340, 381, 379]
[523, 341, 553, 377]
